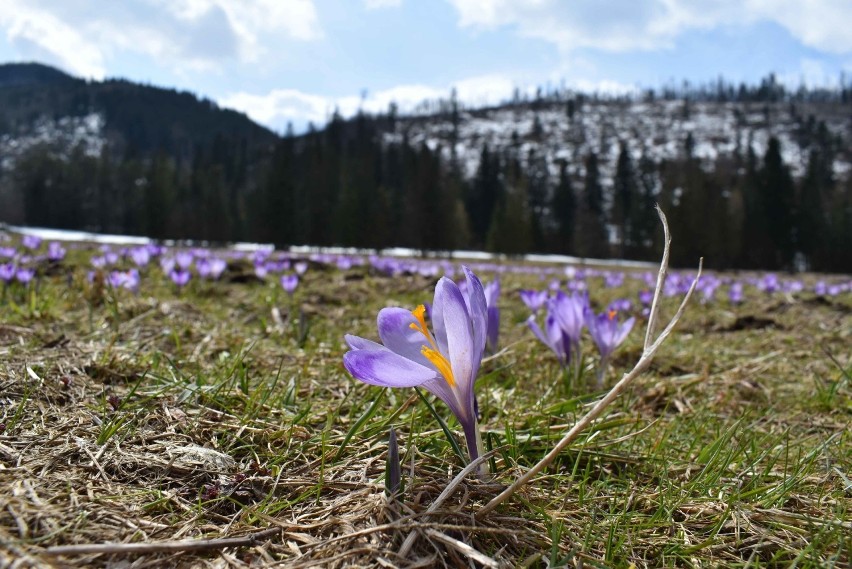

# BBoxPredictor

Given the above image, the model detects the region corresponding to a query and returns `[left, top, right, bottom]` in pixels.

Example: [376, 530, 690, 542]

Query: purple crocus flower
[608, 298, 632, 313]
[0, 263, 16, 282]
[175, 251, 194, 270]
[208, 258, 227, 279]
[22, 235, 42, 250]
[604, 272, 624, 288]
[160, 257, 176, 275]
[343, 266, 487, 465]
[638, 289, 653, 316]
[108, 269, 140, 292]
[281, 274, 299, 295]
[169, 269, 191, 288]
[527, 311, 573, 367]
[195, 258, 212, 278]
[47, 242, 66, 261]
[483, 278, 500, 354]
[728, 282, 744, 304]
[294, 261, 308, 275]
[130, 247, 151, 267]
[520, 289, 549, 313]
[585, 307, 635, 388]
[527, 291, 587, 369]
[555, 290, 587, 334]
[759, 273, 780, 294]
[586, 308, 634, 361]
[16, 268, 35, 284]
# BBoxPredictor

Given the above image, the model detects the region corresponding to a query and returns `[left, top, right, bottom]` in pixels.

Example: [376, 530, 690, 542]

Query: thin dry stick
[423, 529, 499, 568]
[644, 205, 671, 351]
[397, 450, 497, 558]
[44, 527, 280, 556]
[477, 210, 703, 519]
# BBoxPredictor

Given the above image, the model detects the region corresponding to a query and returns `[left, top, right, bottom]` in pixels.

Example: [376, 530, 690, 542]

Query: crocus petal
[421, 376, 468, 425]
[526, 315, 550, 347]
[486, 306, 499, 353]
[344, 346, 438, 388]
[614, 317, 635, 346]
[377, 307, 432, 367]
[462, 266, 488, 358]
[430, 278, 451, 355]
[434, 277, 476, 393]
[421, 376, 479, 460]
[545, 314, 568, 363]
[344, 334, 384, 351]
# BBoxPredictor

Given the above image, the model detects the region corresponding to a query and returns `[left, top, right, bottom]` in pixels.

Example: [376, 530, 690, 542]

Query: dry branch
[397, 450, 497, 558]
[477, 207, 703, 518]
[44, 527, 280, 556]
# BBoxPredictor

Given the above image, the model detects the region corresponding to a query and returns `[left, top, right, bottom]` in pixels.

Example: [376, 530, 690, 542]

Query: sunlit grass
[0, 242, 849, 566]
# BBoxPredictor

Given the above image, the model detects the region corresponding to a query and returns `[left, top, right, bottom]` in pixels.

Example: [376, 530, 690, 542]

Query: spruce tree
[613, 141, 638, 257]
[574, 152, 609, 258]
[761, 137, 796, 268]
[551, 160, 576, 253]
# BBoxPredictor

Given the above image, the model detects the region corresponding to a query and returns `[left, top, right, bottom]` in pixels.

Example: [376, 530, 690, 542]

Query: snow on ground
[388, 99, 850, 188]
[0, 113, 105, 172]
[3, 224, 658, 268]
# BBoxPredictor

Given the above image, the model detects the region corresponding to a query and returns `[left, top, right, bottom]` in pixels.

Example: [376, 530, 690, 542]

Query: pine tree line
[1, 109, 850, 272]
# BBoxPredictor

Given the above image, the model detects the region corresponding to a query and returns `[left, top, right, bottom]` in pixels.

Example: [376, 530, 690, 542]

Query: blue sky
[0, 0, 849, 133]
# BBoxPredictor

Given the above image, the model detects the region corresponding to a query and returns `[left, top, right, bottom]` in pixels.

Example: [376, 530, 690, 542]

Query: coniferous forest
[1, 63, 850, 272]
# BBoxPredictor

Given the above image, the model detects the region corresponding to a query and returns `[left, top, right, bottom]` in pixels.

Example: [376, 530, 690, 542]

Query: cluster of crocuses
[523, 287, 636, 389]
[0, 236, 65, 287]
[341, 267, 641, 469]
[4, 232, 852, 307]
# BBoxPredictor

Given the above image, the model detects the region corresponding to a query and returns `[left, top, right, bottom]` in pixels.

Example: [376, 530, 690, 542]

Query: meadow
[0, 229, 850, 568]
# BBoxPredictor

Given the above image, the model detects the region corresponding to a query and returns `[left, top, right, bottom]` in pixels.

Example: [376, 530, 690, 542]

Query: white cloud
[0, 0, 323, 79]
[219, 88, 332, 128]
[364, 0, 403, 9]
[569, 78, 638, 95]
[219, 74, 520, 131]
[154, 0, 323, 60]
[748, 0, 852, 54]
[0, 0, 106, 78]
[777, 57, 843, 89]
[444, 0, 852, 54]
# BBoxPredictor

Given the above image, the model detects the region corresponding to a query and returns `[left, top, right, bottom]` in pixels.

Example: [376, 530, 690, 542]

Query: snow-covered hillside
[0, 112, 105, 171]
[387, 98, 851, 185]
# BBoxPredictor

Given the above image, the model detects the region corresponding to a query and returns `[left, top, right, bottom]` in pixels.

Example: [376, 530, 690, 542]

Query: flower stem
[463, 416, 487, 476]
[596, 354, 609, 390]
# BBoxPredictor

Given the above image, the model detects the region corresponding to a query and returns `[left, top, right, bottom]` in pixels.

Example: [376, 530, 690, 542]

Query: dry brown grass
[1, 246, 850, 567]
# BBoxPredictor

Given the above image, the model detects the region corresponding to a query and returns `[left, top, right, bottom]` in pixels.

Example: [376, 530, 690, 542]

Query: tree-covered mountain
[0, 62, 850, 272]
[0, 62, 276, 160]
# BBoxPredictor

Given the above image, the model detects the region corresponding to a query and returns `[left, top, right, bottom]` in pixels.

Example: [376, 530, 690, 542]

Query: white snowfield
[2, 224, 657, 269]
[389, 99, 851, 185]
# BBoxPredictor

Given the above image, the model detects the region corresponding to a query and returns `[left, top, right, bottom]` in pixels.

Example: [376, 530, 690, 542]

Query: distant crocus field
[0, 230, 850, 567]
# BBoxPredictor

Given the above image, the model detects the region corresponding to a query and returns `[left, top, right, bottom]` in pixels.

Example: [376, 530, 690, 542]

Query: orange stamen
[608, 310, 617, 321]
[421, 346, 456, 387]
[409, 304, 455, 387]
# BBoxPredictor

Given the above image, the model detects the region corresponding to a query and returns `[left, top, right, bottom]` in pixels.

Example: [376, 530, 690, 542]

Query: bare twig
[398, 449, 497, 559]
[477, 209, 703, 519]
[644, 205, 671, 351]
[423, 528, 499, 567]
[44, 527, 280, 556]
